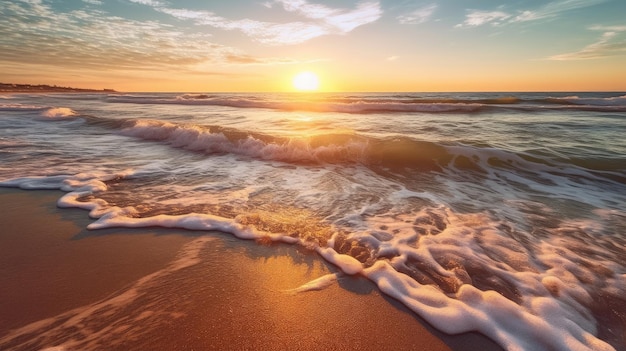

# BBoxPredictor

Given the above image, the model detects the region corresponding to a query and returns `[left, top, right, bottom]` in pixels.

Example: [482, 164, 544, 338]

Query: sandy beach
[0, 188, 503, 350]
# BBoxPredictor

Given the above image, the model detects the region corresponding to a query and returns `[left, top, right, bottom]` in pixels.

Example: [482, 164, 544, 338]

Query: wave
[103, 93, 626, 114]
[0, 103, 46, 111]
[118, 119, 457, 169]
[23, 111, 623, 183]
[106, 95, 486, 113]
[0, 104, 78, 120]
[40, 107, 77, 119]
[539, 95, 626, 107]
[117, 119, 625, 184]
[118, 119, 370, 165]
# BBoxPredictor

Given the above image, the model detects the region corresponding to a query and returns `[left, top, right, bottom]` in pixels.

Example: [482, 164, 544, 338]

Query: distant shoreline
[0, 83, 116, 93]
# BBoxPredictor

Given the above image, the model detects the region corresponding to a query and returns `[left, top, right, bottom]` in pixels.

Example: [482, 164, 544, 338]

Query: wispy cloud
[275, 0, 381, 33]
[548, 25, 626, 60]
[0, 0, 311, 73]
[456, 0, 607, 28]
[128, 0, 164, 6]
[455, 10, 510, 28]
[319, 2, 382, 33]
[589, 25, 626, 32]
[1, 2, 195, 70]
[139, 0, 382, 45]
[158, 7, 330, 45]
[397, 4, 437, 25]
[513, 0, 606, 23]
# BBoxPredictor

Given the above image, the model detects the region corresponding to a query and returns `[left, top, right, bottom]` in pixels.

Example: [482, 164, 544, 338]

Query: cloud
[320, 2, 382, 33]
[224, 53, 324, 65]
[157, 7, 329, 45]
[275, 0, 340, 19]
[513, 0, 606, 23]
[397, 4, 437, 25]
[386, 56, 399, 61]
[158, 7, 218, 21]
[227, 20, 332, 46]
[0, 2, 212, 69]
[455, 10, 510, 28]
[128, 0, 165, 6]
[456, 0, 607, 28]
[590, 25, 626, 31]
[0, 0, 310, 72]
[548, 25, 626, 60]
[273, 0, 382, 32]
[143, 0, 382, 45]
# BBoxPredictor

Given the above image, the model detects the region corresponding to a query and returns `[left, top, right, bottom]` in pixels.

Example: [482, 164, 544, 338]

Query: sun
[292, 71, 320, 91]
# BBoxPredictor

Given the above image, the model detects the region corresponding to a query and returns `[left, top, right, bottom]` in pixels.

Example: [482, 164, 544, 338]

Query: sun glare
[292, 71, 320, 91]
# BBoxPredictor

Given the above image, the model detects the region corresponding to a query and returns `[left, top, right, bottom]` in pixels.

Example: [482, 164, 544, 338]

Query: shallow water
[1, 92, 625, 351]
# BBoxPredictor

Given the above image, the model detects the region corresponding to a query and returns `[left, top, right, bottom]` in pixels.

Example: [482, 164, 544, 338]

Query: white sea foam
[316, 246, 364, 275]
[0, 175, 73, 190]
[41, 107, 76, 119]
[0, 104, 77, 119]
[552, 95, 626, 106]
[1, 172, 622, 351]
[0, 103, 45, 111]
[358, 208, 621, 351]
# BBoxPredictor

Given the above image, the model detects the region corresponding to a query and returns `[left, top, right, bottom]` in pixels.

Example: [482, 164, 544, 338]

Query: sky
[1, 0, 625, 92]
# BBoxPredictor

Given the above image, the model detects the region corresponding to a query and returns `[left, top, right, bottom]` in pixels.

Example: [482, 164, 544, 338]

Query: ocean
[1, 91, 625, 351]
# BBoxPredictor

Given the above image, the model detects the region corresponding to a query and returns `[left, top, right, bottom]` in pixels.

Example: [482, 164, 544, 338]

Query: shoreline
[0, 188, 503, 350]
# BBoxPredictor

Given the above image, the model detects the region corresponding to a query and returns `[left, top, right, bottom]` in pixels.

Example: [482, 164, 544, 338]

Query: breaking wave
[0, 104, 77, 120]
[117, 119, 625, 183]
[41, 107, 76, 119]
[540, 95, 626, 107]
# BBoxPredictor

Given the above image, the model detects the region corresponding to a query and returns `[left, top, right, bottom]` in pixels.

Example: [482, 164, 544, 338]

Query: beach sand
[0, 188, 503, 351]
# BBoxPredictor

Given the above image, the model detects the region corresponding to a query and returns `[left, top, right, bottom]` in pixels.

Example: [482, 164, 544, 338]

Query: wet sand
[0, 188, 502, 350]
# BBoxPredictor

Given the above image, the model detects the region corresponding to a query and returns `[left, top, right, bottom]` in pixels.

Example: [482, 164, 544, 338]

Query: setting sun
[292, 71, 320, 91]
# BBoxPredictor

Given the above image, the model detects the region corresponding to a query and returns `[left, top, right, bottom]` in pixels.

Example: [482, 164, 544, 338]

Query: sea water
[0, 92, 625, 351]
